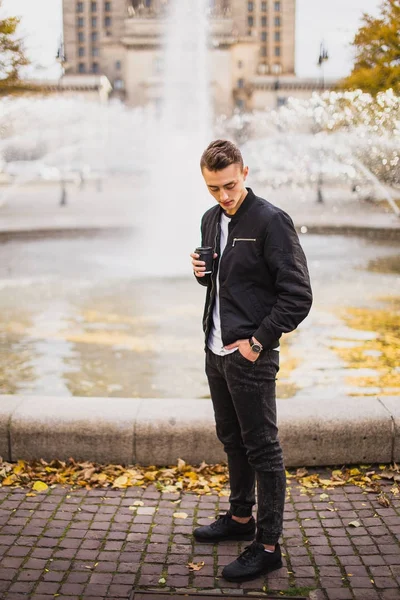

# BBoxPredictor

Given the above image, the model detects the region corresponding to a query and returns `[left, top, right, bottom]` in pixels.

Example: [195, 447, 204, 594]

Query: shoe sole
[193, 532, 255, 543]
[222, 559, 283, 582]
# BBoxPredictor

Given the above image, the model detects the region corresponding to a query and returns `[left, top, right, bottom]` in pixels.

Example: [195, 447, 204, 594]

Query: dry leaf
[173, 512, 188, 519]
[377, 493, 390, 507]
[187, 561, 205, 571]
[112, 475, 128, 488]
[348, 520, 361, 527]
[32, 481, 48, 492]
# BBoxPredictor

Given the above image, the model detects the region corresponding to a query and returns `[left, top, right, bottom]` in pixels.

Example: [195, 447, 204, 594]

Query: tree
[340, 0, 400, 95]
[0, 2, 29, 86]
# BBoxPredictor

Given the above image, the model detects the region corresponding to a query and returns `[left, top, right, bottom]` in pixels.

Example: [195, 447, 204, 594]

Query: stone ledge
[0, 394, 398, 466]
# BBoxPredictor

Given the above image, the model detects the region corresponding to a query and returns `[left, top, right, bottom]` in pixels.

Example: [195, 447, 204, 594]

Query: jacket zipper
[232, 237, 256, 247]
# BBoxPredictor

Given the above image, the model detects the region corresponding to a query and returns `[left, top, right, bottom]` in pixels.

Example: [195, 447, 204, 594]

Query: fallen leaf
[32, 481, 48, 492]
[112, 475, 128, 488]
[320, 493, 330, 500]
[377, 493, 390, 507]
[158, 577, 166, 584]
[348, 520, 361, 527]
[187, 561, 205, 571]
[173, 512, 188, 519]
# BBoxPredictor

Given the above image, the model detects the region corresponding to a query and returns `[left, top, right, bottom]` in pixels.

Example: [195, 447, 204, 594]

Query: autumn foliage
[340, 0, 400, 94]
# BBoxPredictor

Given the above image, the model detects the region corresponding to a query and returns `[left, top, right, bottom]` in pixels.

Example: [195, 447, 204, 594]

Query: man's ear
[243, 166, 249, 180]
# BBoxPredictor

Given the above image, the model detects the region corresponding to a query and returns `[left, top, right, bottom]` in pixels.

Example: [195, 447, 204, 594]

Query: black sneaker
[221, 541, 283, 582]
[193, 511, 255, 543]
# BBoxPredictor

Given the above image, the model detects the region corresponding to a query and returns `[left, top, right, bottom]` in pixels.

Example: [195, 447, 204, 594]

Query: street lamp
[56, 40, 68, 206]
[318, 41, 329, 90]
[316, 42, 329, 203]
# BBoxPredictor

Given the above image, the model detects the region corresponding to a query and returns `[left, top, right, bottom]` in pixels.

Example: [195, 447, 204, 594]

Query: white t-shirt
[207, 211, 280, 357]
[207, 212, 235, 356]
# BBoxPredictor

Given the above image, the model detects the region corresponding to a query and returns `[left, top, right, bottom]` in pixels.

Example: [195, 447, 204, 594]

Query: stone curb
[0, 394, 399, 466]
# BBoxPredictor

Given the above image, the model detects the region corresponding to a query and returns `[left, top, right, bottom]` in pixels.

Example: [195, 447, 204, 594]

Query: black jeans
[205, 347, 286, 545]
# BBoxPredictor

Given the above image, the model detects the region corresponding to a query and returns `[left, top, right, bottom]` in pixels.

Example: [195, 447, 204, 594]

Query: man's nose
[219, 189, 229, 201]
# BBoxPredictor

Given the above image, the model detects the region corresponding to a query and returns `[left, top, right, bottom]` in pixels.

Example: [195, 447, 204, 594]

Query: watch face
[251, 343, 262, 353]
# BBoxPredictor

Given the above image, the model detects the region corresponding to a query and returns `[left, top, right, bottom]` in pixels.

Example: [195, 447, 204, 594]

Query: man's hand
[190, 252, 218, 277]
[225, 337, 262, 362]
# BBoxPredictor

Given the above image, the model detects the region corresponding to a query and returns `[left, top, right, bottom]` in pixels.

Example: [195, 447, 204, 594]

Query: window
[275, 46, 281, 56]
[91, 2, 97, 11]
[275, 31, 280, 41]
[261, 31, 267, 42]
[92, 47, 99, 57]
[278, 96, 288, 107]
[105, 16, 111, 27]
[78, 31, 84, 42]
[261, 1, 267, 11]
[114, 78, 124, 90]
[238, 60, 243, 68]
[248, 1, 254, 11]
[78, 62, 85, 73]
[274, 1, 281, 10]
[261, 16, 267, 26]
[248, 16, 254, 26]
[236, 99, 245, 110]
[145, 0, 151, 6]
[77, 17, 84, 27]
[260, 46, 267, 57]
[92, 62, 99, 73]
[237, 78, 244, 88]
[78, 47, 85, 57]
[91, 16, 97, 27]
[275, 16, 281, 26]
[77, 2, 84, 12]
[91, 31, 98, 42]
[105, 1, 111, 10]
[115, 60, 122, 70]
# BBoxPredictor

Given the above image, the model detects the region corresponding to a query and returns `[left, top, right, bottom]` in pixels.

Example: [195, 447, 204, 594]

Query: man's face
[202, 163, 249, 215]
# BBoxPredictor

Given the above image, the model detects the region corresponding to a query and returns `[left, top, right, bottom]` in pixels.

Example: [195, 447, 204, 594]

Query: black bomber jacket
[196, 187, 313, 350]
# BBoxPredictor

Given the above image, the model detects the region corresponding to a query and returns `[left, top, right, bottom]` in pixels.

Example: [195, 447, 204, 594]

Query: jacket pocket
[232, 237, 256, 247]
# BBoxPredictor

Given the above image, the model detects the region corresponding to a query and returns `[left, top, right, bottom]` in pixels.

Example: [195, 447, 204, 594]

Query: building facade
[63, 1, 329, 112]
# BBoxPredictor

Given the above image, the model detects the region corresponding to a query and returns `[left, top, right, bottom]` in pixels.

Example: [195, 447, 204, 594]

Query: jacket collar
[221, 187, 256, 222]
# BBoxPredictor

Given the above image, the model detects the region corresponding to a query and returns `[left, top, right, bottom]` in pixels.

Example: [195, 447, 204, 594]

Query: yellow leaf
[349, 468, 361, 476]
[132, 500, 144, 506]
[32, 481, 48, 492]
[173, 512, 188, 519]
[13, 462, 25, 475]
[319, 479, 334, 486]
[144, 471, 156, 481]
[158, 577, 166, 584]
[320, 493, 330, 500]
[113, 475, 128, 488]
[2, 475, 16, 486]
[25, 492, 36, 497]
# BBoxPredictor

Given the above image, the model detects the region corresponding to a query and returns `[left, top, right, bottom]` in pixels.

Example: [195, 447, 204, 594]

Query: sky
[1, 0, 382, 80]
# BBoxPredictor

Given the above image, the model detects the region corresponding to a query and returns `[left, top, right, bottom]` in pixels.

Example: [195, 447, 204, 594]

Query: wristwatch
[249, 337, 263, 354]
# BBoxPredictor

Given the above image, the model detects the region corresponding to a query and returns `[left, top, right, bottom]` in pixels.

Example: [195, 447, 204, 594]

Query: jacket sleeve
[194, 214, 211, 287]
[253, 210, 313, 349]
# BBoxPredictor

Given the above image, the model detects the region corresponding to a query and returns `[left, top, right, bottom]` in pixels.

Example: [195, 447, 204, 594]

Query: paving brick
[352, 590, 381, 600]
[325, 589, 353, 600]
[107, 583, 132, 597]
[373, 576, 399, 589]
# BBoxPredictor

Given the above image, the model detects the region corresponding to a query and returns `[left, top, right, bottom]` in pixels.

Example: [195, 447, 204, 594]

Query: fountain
[0, 2, 399, 401]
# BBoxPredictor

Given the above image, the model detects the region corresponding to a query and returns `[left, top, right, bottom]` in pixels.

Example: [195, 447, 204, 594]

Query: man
[190, 139, 312, 583]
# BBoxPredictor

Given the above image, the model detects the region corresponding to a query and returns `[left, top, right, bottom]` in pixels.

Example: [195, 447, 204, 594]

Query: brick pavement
[0, 469, 399, 600]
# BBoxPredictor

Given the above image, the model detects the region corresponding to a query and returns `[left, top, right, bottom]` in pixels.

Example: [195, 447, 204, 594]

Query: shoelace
[210, 513, 232, 529]
[237, 542, 265, 565]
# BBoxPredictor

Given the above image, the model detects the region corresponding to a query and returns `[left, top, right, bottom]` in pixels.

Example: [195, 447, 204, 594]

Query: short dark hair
[200, 139, 244, 172]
